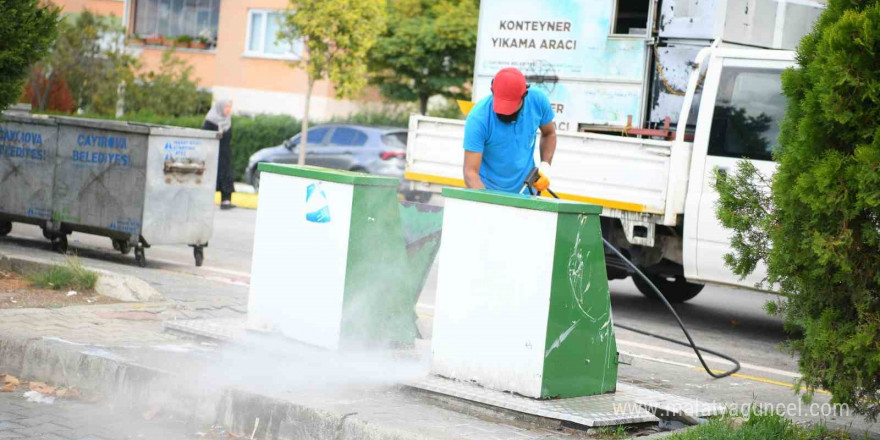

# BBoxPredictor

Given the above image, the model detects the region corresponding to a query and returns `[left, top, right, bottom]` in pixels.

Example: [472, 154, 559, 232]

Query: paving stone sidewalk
[0, 389, 227, 440]
[0, 276, 589, 439]
[0, 300, 246, 348]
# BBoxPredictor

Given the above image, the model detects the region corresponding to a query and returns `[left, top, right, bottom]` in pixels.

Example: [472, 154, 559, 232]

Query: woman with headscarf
[203, 100, 235, 209]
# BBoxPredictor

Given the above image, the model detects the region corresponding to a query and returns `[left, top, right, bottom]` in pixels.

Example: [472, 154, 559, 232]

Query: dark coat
[203, 120, 234, 196]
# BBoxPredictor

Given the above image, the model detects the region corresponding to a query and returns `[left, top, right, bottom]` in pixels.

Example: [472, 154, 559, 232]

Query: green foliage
[26, 13, 207, 116]
[714, 162, 775, 281]
[230, 114, 301, 180]
[714, 0, 880, 420]
[668, 412, 850, 440]
[368, 0, 478, 114]
[427, 98, 466, 120]
[591, 425, 629, 439]
[326, 107, 410, 127]
[281, 0, 387, 99]
[27, 256, 98, 292]
[126, 49, 206, 116]
[279, 0, 386, 163]
[0, 0, 60, 111]
[29, 11, 135, 114]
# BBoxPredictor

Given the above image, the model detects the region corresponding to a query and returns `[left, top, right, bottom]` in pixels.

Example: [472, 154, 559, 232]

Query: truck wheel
[193, 246, 204, 267]
[632, 272, 704, 303]
[0, 221, 11, 237]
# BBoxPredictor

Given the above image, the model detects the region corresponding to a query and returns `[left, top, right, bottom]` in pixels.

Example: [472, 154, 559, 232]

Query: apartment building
[52, 0, 371, 118]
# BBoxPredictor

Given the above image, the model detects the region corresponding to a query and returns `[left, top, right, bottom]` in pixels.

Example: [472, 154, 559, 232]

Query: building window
[134, 0, 220, 42]
[612, 0, 650, 35]
[245, 10, 303, 59]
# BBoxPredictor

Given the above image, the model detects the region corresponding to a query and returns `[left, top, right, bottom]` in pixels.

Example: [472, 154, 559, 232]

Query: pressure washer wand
[521, 177, 740, 379]
[521, 167, 559, 198]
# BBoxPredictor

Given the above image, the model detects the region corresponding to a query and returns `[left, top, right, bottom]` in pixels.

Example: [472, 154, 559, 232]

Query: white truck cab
[404, 46, 795, 301]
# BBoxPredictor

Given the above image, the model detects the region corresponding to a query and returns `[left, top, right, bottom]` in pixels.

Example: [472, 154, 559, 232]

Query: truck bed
[404, 115, 685, 223]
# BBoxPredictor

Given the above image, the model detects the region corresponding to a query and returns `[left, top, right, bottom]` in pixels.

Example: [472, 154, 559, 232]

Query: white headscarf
[205, 100, 232, 133]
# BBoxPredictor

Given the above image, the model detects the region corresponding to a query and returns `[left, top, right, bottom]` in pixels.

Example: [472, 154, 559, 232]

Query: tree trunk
[419, 94, 429, 115]
[297, 78, 314, 166]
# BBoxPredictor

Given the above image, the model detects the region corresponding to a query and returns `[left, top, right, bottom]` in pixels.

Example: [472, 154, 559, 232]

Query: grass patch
[26, 256, 98, 292]
[592, 425, 630, 439]
[668, 412, 852, 440]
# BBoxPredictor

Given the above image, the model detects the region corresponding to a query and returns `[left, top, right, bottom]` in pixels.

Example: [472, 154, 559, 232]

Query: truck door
[686, 56, 792, 288]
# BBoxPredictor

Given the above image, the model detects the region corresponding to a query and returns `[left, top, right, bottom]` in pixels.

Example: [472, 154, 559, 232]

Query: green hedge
[230, 114, 300, 181]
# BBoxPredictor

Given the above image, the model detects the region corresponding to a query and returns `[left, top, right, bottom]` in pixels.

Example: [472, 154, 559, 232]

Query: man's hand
[534, 161, 551, 192]
[463, 151, 485, 189]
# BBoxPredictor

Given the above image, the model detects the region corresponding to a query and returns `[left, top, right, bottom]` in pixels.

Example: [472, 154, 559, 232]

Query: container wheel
[0, 221, 11, 237]
[135, 246, 146, 268]
[52, 235, 68, 254]
[114, 240, 132, 255]
[193, 246, 204, 267]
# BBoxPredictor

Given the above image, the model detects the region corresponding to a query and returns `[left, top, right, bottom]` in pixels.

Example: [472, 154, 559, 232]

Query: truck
[404, 0, 824, 301]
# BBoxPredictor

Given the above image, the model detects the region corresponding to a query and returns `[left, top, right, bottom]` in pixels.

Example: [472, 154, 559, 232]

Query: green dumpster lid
[442, 187, 603, 215]
[258, 163, 400, 187]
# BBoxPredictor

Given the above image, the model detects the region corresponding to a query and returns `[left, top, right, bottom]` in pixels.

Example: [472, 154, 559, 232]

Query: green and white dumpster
[431, 188, 617, 399]
[248, 164, 420, 350]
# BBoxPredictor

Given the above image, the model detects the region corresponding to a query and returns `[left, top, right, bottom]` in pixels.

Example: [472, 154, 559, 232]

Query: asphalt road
[1, 204, 876, 438]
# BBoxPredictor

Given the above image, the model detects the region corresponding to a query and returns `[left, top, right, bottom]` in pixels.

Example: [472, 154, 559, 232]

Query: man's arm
[463, 151, 485, 189]
[539, 121, 557, 164]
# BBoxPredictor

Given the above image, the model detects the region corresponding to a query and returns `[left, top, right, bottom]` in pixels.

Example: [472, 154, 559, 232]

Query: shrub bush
[714, 0, 880, 420]
[230, 114, 301, 181]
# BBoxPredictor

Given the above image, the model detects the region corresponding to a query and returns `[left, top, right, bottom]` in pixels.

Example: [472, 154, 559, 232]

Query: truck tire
[632, 272, 704, 303]
[0, 221, 11, 237]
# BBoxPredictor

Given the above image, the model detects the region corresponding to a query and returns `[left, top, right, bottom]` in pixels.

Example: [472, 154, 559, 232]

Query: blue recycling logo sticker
[305, 182, 331, 223]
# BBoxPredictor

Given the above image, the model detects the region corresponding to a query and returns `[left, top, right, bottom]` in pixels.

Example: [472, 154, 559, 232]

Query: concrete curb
[0, 333, 442, 440]
[214, 191, 258, 209]
[217, 389, 420, 440]
[0, 253, 164, 302]
[0, 333, 217, 423]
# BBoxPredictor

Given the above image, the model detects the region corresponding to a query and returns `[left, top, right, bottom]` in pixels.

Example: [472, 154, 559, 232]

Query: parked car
[246, 124, 427, 201]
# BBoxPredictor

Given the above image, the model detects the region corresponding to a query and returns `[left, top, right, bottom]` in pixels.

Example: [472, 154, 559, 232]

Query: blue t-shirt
[463, 89, 555, 193]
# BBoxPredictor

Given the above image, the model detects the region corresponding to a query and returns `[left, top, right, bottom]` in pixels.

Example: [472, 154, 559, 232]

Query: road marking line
[616, 338, 801, 379]
[146, 257, 252, 278]
[703, 369, 831, 395]
[619, 350, 696, 368]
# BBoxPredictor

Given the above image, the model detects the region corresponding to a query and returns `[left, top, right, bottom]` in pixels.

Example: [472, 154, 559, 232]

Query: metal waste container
[0, 114, 58, 235]
[0, 113, 220, 267]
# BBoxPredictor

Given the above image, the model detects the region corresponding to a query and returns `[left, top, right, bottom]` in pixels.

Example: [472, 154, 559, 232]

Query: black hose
[526, 179, 741, 379]
[602, 238, 741, 379]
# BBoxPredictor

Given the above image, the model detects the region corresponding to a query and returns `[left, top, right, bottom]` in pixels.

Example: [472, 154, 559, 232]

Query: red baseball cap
[492, 68, 527, 115]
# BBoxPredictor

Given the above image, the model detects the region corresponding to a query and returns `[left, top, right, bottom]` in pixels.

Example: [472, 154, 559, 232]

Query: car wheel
[632, 270, 705, 303]
[251, 169, 261, 193]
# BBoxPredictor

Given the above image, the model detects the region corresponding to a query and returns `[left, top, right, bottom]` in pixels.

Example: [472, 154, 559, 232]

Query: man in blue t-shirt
[462, 67, 557, 194]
